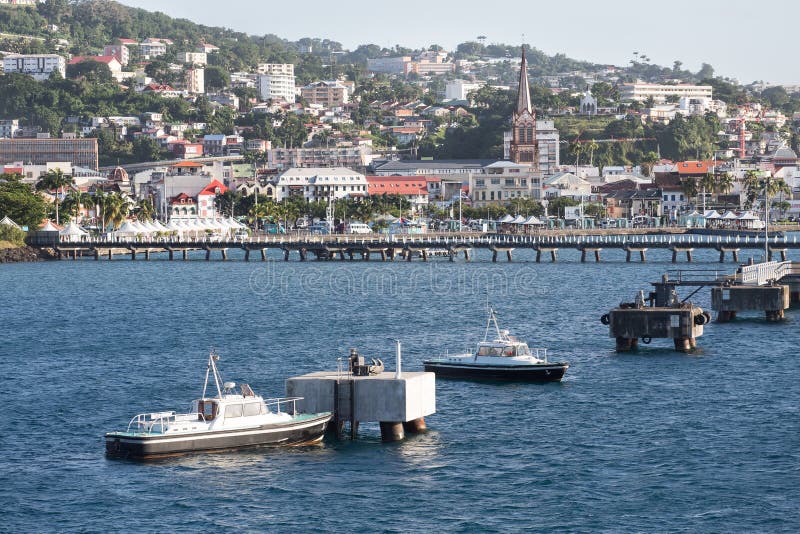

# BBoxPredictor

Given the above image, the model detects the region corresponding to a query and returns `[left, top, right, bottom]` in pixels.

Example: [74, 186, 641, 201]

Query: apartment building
[445, 80, 485, 101]
[183, 52, 207, 66]
[3, 54, 66, 81]
[185, 67, 205, 94]
[0, 120, 20, 139]
[620, 83, 713, 103]
[268, 146, 371, 170]
[256, 64, 296, 103]
[300, 80, 351, 107]
[139, 39, 167, 59]
[103, 45, 129, 66]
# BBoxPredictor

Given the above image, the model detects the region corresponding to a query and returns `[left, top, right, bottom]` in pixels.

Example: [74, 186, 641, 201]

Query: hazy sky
[118, 0, 796, 84]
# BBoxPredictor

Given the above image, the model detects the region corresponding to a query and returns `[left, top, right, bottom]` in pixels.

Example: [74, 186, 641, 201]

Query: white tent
[722, 211, 739, 220]
[498, 214, 514, 224]
[523, 215, 544, 225]
[59, 222, 88, 242]
[39, 220, 61, 232]
[737, 211, 759, 220]
[511, 215, 527, 224]
[0, 215, 21, 229]
[152, 220, 169, 232]
[703, 210, 721, 219]
[141, 220, 161, 233]
[114, 221, 139, 237]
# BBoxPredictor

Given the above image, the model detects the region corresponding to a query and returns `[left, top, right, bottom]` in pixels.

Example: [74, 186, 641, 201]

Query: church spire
[516, 45, 532, 115]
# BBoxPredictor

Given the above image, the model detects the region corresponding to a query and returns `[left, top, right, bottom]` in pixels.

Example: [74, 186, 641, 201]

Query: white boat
[423, 306, 569, 382]
[105, 352, 331, 459]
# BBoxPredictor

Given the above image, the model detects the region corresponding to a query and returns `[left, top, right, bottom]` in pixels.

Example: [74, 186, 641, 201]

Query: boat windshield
[477, 344, 527, 357]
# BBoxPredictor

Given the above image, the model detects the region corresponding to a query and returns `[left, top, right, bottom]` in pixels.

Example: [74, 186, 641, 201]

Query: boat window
[198, 400, 217, 421]
[503, 346, 515, 357]
[243, 402, 262, 417]
[490, 347, 503, 357]
[518, 345, 530, 356]
[477, 346, 492, 356]
[226, 404, 243, 418]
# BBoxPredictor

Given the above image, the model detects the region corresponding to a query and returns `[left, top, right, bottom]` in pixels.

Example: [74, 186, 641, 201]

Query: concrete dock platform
[286, 371, 435, 442]
[711, 284, 790, 322]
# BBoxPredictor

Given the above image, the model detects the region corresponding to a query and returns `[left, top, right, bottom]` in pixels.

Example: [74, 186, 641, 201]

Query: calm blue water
[2, 246, 799, 532]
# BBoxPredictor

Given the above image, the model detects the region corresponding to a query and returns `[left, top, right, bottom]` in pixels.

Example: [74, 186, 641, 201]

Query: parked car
[345, 222, 372, 234]
[308, 223, 330, 235]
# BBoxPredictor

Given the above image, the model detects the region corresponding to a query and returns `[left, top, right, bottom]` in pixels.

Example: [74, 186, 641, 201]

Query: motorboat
[105, 352, 332, 459]
[423, 307, 569, 382]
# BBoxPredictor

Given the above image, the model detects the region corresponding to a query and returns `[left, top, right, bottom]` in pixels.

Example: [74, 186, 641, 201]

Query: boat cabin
[476, 340, 532, 357]
[193, 382, 264, 421]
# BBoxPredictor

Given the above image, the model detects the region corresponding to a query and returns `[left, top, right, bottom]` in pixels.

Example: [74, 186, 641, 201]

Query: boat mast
[202, 350, 224, 399]
[483, 305, 503, 341]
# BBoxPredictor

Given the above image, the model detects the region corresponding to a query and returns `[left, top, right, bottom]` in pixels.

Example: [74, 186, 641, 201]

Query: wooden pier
[45, 231, 800, 263]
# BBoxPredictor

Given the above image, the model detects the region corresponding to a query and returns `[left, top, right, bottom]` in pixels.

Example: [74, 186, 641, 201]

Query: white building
[620, 83, 712, 103]
[257, 65, 296, 103]
[256, 63, 294, 76]
[139, 39, 167, 59]
[274, 167, 367, 202]
[3, 54, 66, 81]
[0, 120, 20, 139]
[185, 67, 205, 94]
[445, 80, 484, 101]
[367, 56, 410, 74]
[183, 52, 207, 66]
[469, 161, 539, 206]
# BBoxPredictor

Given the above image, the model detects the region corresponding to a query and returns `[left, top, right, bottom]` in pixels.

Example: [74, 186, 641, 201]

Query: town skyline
[118, 0, 798, 85]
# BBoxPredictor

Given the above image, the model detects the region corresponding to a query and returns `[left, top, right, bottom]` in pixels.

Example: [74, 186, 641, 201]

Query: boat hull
[423, 361, 568, 382]
[105, 413, 331, 459]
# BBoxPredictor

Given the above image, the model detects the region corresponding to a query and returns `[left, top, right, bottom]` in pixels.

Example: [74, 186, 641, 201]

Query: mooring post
[506, 250, 513, 262]
[182, 249, 188, 261]
[221, 249, 228, 261]
[243, 248, 250, 262]
[130, 249, 136, 261]
[205, 248, 211, 261]
[464, 249, 471, 262]
[379, 422, 405, 442]
[284, 249, 290, 262]
[108, 249, 113, 261]
[144, 249, 150, 261]
[168, 249, 174, 261]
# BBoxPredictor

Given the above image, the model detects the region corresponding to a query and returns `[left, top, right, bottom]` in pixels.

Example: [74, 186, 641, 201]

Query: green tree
[204, 65, 230, 92]
[0, 173, 49, 229]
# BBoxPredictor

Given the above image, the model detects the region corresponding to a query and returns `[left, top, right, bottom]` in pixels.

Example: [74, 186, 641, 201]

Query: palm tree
[742, 170, 762, 209]
[135, 198, 156, 222]
[586, 140, 600, 168]
[36, 169, 74, 225]
[99, 193, 130, 230]
[715, 172, 734, 195]
[699, 172, 716, 210]
[681, 177, 698, 205]
[62, 189, 95, 223]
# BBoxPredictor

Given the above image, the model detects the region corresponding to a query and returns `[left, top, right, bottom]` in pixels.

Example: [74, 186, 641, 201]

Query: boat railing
[126, 411, 179, 434]
[261, 396, 303, 416]
[530, 348, 548, 362]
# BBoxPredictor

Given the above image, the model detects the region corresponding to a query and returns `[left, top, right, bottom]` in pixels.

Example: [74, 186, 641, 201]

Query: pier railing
[55, 232, 800, 249]
[739, 261, 797, 285]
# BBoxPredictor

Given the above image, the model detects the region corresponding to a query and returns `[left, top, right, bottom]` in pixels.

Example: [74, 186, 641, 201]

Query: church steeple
[509, 45, 538, 168]
[516, 45, 532, 115]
